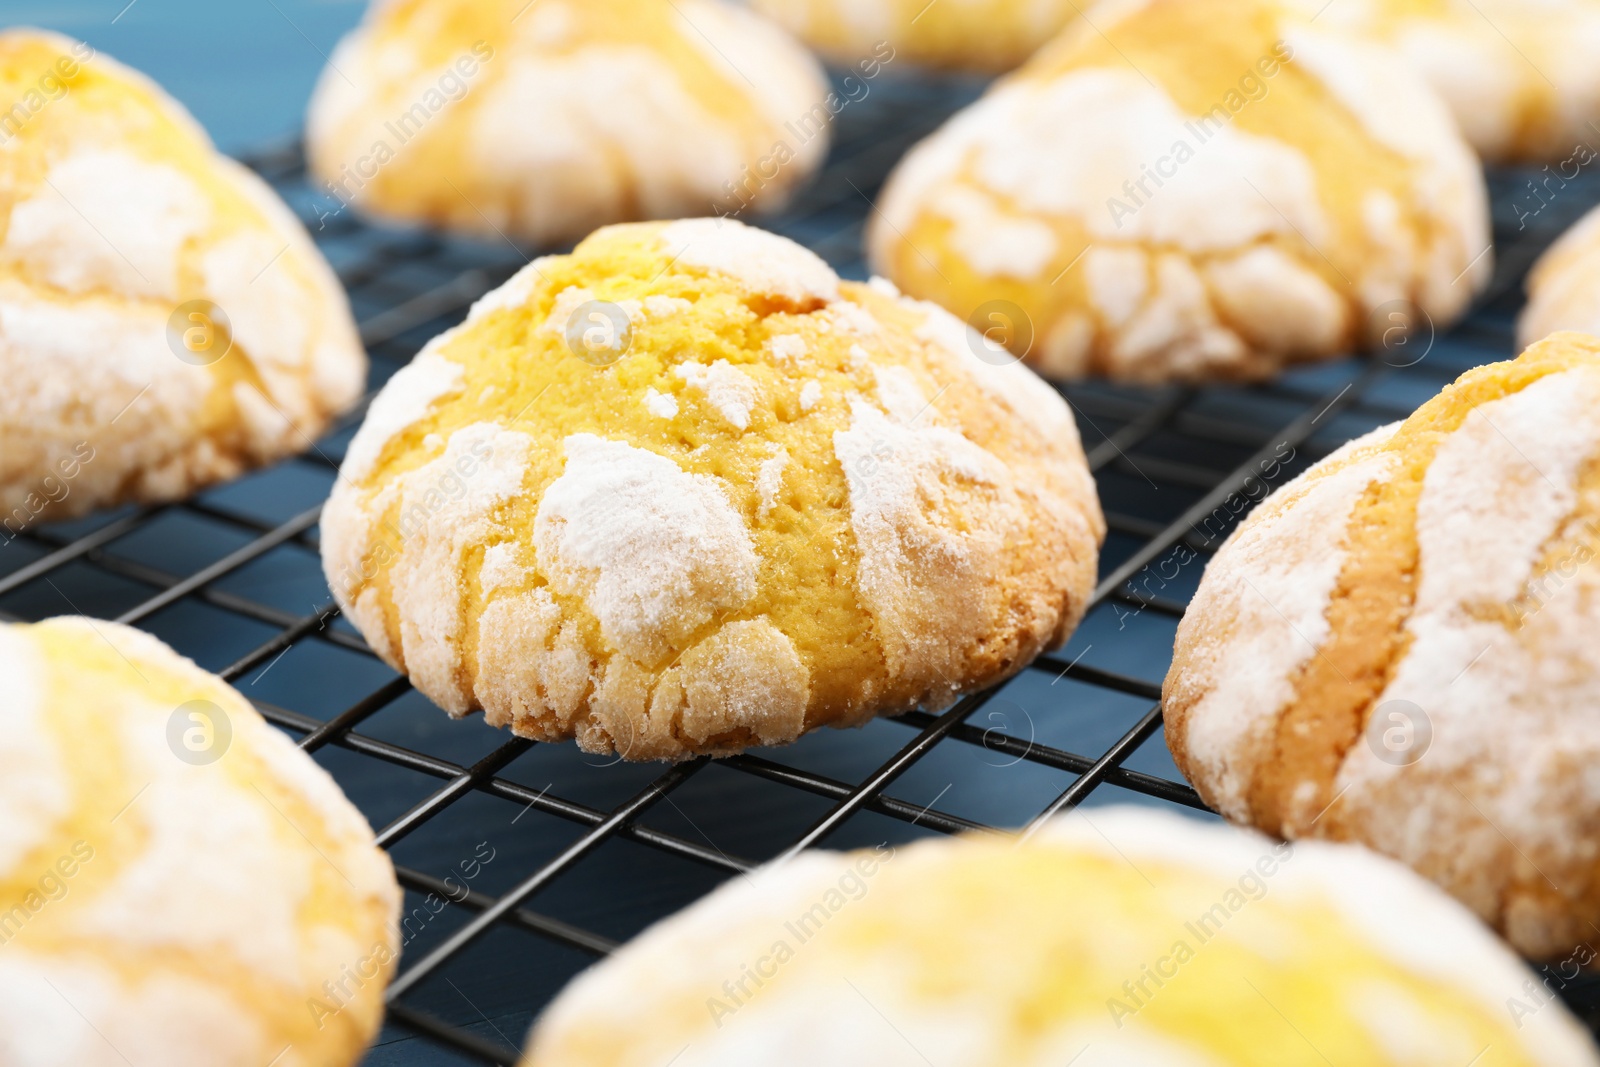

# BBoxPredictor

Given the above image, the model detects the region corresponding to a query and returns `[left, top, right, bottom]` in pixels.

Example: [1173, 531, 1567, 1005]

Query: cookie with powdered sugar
[868, 0, 1491, 383]
[305, 0, 830, 247]
[1520, 205, 1600, 349]
[320, 218, 1103, 761]
[0, 30, 366, 533]
[749, 0, 1083, 74]
[519, 807, 1600, 1066]
[1306, 0, 1600, 165]
[0, 618, 400, 1065]
[1166, 332, 1600, 961]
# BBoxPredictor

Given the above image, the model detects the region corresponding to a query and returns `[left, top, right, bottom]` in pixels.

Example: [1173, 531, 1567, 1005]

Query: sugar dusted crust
[520, 807, 1599, 1066]
[321, 218, 1105, 761]
[0, 30, 365, 531]
[0, 618, 400, 1067]
[305, 0, 830, 247]
[1166, 332, 1600, 961]
[1521, 205, 1600, 348]
[868, 0, 1491, 384]
[1302, 0, 1600, 165]
[748, 0, 1087, 73]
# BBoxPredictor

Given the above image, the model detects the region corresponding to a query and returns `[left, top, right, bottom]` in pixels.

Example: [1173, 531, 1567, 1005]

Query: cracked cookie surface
[521, 808, 1599, 1067]
[1307, 0, 1600, 164]
[0, 618, 400, 1067]
[869, 0, 1490, 383]
[0, 30, 366, 531]
[1520, 205, 1600, 349]
[321, 218, 1104, 761]
[306, 0, 830, 246]
[1165, 332, 1600, 960]
[749, 0, 1085, 73]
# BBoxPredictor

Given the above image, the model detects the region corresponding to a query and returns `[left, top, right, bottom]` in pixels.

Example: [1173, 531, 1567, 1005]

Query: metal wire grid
[4, 72, 1600, 1061]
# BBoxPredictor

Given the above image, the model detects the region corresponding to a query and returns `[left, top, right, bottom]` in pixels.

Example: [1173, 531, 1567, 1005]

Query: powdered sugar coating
[1056, 809, 1598, 1064]
[0, 618, 399, 1067]
[388, 422, 535, 711]
[674, 359, 760, 430]
[659, 218, 840, 308]
[1167, 337, 1600, 960]
[522, 806, 1599, 1066]
[756, 447, 789, 519]
[340, 348, 464, 483]
[978, 69, 1325, 252]
[910, 298, 1077, 443]
[0, 32, 366, 527]
[644, 387, 679, 418]
[1279, 23, 1491, 312]
[767, 333, 809, 365]
[868, 0, 1490, 383]
[1411, 373, 1594, 609]
[324, 218, 1103, 761]
[1330, 368, 1600, 958]
[1303, 0, 1600, 164]
[834, 390, 1027, 701]
[305, 0, 830, 246]
[1522, 204, 1600, 347]
[653, 618, 810, 747]
[749, 0, 1089, 73]
[931, 185, 1060, 278]
[0, 958, 265, 1067]
[1173, 427, 1398, 821]
[535, 434, 758, 663]
[0, 628, 67, 875]
[5, 150, 207, 298]
[798, 380, 822, 411]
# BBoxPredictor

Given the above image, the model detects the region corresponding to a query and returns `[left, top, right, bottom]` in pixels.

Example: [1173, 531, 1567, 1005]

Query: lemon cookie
[1307, 0, 1600, 164]
[520, 807, 1600, 1066]
[320, 218, 1103, 761]
[1520, 205, 1600, 348]
[0, 31, 366, 534]
[869, 0, 1491, 383]
[1165, 333, 1600, 961]
[749, 0, 1080, 73]
[306, 0, 830, 247]
[0, 618, 400, 1066]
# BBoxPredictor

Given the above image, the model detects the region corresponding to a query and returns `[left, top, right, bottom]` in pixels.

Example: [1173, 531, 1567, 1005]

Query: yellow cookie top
[521, 808, 1600, 1066]
[1307, 0, 1600, 163]
[321, 218, 1104, 761]
[1166, 332, 1600, 961]
[0, 618, 400, 1066]
[869, 0, 1490, 383]
[749, 0, 1081, 73]
[0, 30, 366, 530]
[306, 0, 830, 246]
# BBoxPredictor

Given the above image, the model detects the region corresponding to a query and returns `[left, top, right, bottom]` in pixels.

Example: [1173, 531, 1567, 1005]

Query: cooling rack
[4, 70, 1599, 1063]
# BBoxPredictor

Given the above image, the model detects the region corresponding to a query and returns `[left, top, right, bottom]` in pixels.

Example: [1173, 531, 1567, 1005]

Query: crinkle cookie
[1306, 0, 1600, 164]
[749, 0, 1081, 74]
[869, 0, 1492, 383]
[321, 218, 1103, 762]
[520, 808, 1600, 1067]
[1520, 205, 1600, 348]
[0, 618, 400, 1067]
[0, 30, 366, 532]
[306, 0, 830, 247]
[1165, 333, 1600, 961]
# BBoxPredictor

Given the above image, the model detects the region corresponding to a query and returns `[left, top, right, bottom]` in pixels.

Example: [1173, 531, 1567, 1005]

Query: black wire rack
[5, 71, 1600, 1063]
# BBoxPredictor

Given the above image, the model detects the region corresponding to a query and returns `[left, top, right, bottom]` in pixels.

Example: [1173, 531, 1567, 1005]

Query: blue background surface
[3, 0, 363, 153]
